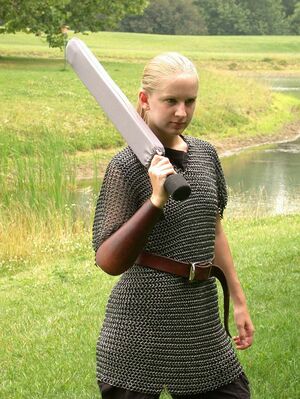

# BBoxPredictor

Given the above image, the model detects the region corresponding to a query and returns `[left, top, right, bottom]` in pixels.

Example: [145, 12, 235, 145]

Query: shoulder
[108, 146, 138, 169]
[106, 146, 146, 178]
[184, 135, 220, 160]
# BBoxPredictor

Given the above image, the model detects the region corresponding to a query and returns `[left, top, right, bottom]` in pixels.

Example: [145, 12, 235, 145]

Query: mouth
[170, 122, 186, 128]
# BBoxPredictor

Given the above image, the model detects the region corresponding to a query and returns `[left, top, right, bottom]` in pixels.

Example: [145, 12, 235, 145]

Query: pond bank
[216, 119, 300, 157]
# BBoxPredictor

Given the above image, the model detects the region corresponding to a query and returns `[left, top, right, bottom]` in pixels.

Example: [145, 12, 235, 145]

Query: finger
[233, 335, 253, 350]
[155, 160, 174, 171]
[236, 320, 246, 343]
[155, 164, 176, 174]
[151, 155, 170, 166]
[149, 169, 175, 183]
[237, 341, 252, 350]
[149, 162, 175, 177]
[244, 325, 255, 347]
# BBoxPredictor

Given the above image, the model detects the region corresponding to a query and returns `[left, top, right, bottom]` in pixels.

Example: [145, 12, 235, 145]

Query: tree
[195, 0, 289, 35]
[0, 0, 149, 48]
[289, 1, 300, 33]
[238, 0, 289, 34]
[281, 0, 298, 17]
[117, 0, 207, 35]
[194, 0, 251, 35]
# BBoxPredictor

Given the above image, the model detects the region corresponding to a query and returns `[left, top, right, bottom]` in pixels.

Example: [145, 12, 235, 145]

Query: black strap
[211, 265, 231, 337]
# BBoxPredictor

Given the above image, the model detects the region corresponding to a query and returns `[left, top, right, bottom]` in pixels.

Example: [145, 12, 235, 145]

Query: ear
[139, 90, 150, 110]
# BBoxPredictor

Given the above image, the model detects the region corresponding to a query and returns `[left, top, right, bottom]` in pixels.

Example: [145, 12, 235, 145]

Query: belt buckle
[189, 261, 212, 282]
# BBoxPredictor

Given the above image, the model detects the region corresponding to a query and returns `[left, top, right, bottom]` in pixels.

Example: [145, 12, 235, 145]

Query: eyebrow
[161, 95, 197, 100]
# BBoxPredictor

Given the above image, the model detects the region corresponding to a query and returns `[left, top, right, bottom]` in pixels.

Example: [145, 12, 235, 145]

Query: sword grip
[164, 174, 191, 201]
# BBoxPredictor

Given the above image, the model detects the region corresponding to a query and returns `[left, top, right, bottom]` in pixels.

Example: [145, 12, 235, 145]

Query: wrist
[226, 275, 247, 307]
[150, 195, 167, 209]
[231, 293, 247, 308]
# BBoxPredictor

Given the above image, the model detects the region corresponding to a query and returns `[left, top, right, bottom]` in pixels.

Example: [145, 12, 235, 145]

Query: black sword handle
[164, 174, 191, 201]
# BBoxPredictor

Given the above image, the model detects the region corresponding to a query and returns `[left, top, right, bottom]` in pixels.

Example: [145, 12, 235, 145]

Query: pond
[223, 75, 300, 217]
[223, 136, 300, 217]
[258, 76, 300, 98]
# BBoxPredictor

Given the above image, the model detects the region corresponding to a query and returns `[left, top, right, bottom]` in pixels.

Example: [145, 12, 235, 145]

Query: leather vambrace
[96, 199, 163, 275]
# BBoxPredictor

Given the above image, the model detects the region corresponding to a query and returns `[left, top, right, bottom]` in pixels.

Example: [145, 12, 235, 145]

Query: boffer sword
[66, 38, 191, 201]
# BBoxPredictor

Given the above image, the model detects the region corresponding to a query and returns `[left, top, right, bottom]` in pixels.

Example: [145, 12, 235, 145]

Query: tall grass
[0, 130, 75, 211]
[0, 129, 81, 268]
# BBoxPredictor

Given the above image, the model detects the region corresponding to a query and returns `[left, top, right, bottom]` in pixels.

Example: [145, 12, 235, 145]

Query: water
[258, 76, 300, 98]
[222, 137, 300, 217]
[222, 75, 300, 217]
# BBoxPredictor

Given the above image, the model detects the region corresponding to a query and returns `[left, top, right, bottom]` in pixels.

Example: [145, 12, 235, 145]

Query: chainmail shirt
[92, 136, 243, 395]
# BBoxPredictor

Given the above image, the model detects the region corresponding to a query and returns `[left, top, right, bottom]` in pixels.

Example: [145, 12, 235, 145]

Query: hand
[148, 155, 175, 208]
[233, 304, 255, 350]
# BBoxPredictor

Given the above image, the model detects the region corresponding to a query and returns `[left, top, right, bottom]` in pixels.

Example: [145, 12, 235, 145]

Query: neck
[156, 134, 187, 152]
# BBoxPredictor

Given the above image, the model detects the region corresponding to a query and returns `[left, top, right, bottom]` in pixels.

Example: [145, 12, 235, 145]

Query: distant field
[1, 32, 300, 71]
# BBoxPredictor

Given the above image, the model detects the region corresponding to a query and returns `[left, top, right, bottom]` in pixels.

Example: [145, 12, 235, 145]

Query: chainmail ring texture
[92, 136, 243, 395]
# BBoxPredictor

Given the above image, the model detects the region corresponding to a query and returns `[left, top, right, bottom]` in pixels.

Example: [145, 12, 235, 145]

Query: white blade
[66, 38, 164, 166]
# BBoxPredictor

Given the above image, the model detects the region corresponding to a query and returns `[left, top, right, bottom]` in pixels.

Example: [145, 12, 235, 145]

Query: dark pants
[98, 373, 250, 399]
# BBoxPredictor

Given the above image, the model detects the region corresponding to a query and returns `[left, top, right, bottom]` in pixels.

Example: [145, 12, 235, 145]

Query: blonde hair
[137, 52, 198, 121]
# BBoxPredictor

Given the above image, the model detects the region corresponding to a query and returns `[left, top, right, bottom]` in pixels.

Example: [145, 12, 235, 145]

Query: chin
[171, 127, 186, 135]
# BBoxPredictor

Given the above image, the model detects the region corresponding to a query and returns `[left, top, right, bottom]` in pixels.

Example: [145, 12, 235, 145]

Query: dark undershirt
[164, 147, 188, 171]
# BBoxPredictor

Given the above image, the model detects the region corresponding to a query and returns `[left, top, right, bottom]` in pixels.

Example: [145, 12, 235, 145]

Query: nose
[175, 102, 187, 118]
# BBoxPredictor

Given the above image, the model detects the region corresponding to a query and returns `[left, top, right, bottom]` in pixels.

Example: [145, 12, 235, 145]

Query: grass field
[1, 32, 299, 151]
[0, 32, 300, 398]
[0, 215, 299, 398]
[1, 32, 300, 68]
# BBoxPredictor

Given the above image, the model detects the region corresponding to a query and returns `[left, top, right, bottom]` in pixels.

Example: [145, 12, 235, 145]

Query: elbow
[99, 265, 122, 276]
[95, 246, 129, 276]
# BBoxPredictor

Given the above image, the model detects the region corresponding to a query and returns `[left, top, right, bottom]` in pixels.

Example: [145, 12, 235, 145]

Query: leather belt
[136, 251, 231, 337]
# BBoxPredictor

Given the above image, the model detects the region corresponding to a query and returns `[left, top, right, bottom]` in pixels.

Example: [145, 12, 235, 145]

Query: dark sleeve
[211, 146, 228, 218]
[92, 159, 137, 253]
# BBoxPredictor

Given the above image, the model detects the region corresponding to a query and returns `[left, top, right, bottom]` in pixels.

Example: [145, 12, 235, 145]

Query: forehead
[158, 72, 198, 97]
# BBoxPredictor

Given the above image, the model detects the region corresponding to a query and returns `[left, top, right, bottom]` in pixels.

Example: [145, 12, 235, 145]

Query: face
[140, 72, 198, 146]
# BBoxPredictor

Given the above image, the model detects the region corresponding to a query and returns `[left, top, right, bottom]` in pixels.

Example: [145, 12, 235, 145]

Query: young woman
[92, 53, 254, 399]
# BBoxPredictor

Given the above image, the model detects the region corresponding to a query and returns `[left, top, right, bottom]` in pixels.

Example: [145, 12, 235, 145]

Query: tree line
[0, 0, 299, 51]
[116, 0, 300, 36]
[0, 0, 148, 48]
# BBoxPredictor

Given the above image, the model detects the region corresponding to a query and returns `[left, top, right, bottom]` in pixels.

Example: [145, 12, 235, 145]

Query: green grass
[225, 215, 300, 399]
[0, 54, 299, 153]
[1, 32, 300, 66]
[0, 215, 299, 398]
[1, 32, 299, 159]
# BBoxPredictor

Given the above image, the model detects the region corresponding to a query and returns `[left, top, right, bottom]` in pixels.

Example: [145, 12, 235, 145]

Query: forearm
[96, 199, 163, 275]
[214, 215, 255, 348]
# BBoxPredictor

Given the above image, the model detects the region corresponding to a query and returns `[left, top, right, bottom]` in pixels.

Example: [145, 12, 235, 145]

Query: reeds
[0, 129, 88, 266]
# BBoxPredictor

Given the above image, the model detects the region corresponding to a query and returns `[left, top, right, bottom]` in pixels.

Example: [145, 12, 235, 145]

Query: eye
[165, 98, 177, 105]
[185, 98, 196, 106]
